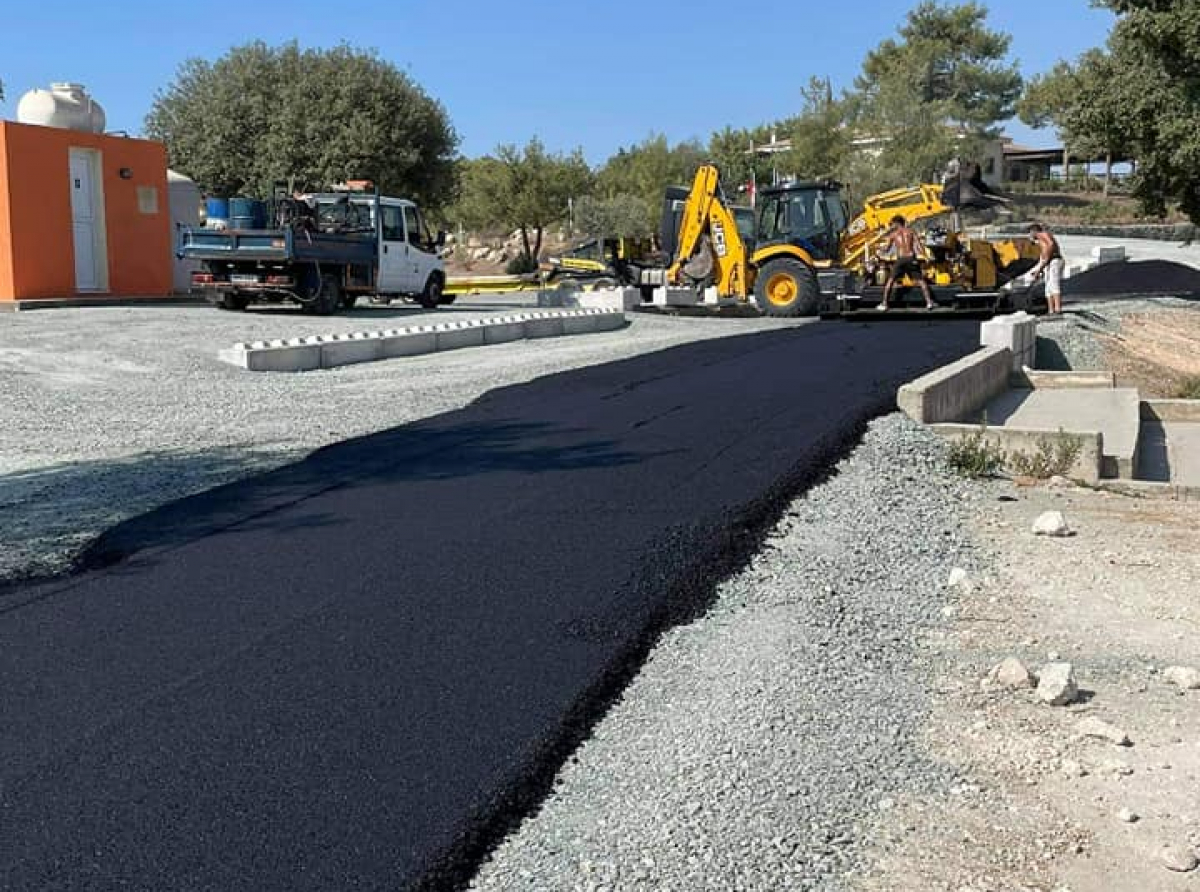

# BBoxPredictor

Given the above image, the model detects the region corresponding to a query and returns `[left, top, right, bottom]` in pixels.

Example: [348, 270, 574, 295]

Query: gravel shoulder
[0, 301, 806, 582]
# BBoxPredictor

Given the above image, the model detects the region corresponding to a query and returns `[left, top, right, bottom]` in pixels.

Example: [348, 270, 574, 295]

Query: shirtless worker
[1027, 222, 1065, 315]
[877, 215, 935, 311]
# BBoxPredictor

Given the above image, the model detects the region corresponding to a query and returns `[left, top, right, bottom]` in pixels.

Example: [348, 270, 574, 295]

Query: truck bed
[179, 227, 376, 266]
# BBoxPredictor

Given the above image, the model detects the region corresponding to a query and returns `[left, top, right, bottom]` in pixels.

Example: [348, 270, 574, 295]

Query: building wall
[0, 122, 171, 300]
[0, 127, 13, 299]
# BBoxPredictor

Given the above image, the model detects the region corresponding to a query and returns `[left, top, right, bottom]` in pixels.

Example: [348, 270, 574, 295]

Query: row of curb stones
[217, 309, 628, 372]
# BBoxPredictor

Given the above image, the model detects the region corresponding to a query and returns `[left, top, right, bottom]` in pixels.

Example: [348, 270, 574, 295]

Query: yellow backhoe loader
[664, 163, 1042, 317]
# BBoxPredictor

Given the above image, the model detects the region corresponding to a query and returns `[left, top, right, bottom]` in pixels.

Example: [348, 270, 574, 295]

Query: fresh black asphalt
[0, 321, 977, 891]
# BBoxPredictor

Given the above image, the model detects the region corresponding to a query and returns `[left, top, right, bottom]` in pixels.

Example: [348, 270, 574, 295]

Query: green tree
[1067, 0, 1200, 221]
[850, 1, 1022, 191]
[572, 194, 652, 238]
[596, 134, 706, 226]
[453, 138, 593, 262]
[145, 42, 458, 206]
[784, 77, 851, 180]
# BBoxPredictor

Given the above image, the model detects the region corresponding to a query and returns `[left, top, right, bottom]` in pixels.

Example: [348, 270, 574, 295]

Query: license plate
[230, 274, 261, 284]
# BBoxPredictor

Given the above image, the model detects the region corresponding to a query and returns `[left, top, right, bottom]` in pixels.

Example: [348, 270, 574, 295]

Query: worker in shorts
[1028, 223, 1065, 315]
[877, 215, 935, 311]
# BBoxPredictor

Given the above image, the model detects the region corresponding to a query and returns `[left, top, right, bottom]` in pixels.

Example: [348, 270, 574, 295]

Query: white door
[404, 205, 439, 295]
[69, 149, 107, 292]
[377, 203, 409, 294]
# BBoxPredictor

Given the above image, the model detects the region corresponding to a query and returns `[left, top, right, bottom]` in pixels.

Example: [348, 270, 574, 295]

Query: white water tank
[168, 170, 204, 294]
[16, 82, 106, 133]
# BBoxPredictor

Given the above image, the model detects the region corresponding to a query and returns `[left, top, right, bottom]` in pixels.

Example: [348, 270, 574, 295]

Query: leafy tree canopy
[849, 1, 1022, 191]
[145, 42, 458, 206]
[452, 138, 592, 260]
[595, 134, 706, 226]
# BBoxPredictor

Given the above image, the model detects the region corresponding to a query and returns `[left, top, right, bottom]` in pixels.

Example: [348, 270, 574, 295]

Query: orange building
[0, 121, 172, 302]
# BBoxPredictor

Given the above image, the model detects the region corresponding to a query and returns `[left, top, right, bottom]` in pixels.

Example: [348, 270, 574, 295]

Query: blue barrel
[229, 197, 267, 230]
[205, 197, 230, 229]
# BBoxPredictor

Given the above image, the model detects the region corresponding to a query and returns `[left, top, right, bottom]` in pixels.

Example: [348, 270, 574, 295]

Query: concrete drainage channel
[218, 309, 628, 372]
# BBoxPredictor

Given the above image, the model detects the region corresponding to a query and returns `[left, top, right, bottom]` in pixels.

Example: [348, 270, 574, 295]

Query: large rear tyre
[753, 257, 820, 317]
[308, 273, 342, 316]
[418, 273, 444, 309]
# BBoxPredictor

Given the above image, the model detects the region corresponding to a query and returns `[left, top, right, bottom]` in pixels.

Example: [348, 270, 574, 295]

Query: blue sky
[0, 1, 1114, 165]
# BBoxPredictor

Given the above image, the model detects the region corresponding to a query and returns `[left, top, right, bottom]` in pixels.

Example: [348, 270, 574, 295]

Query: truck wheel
[218, 293, 250, 311]
[753, 258, 820, 317]
[310, 273, 342, 315]
[418, 273, 444, 309]
[437, 294, 457, 305]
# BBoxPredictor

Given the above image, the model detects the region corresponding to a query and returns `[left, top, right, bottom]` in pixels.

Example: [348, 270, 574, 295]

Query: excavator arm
[666, 164, 751, 299]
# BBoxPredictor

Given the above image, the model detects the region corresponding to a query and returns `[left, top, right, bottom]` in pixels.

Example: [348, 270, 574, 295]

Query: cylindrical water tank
[229, 197, 267, 230]
[16, 83, 106, 133]
[205, 197, 230, 229]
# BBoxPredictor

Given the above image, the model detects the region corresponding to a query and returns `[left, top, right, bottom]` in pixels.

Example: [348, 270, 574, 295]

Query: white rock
[1037, 662, 1079, 705]
[1032, 510, 1072, 537]
[1059, 758, 1087, 778]
[1076, 716, 1132, 746]
[987, 657, 1036, 690]
[1160, 844, 1199, 873]
[1118, 808, 1139, 823]
[1101, 759, 1134, 776]
[948, 567, 971, 589]
[1164, 666, 1200, 690]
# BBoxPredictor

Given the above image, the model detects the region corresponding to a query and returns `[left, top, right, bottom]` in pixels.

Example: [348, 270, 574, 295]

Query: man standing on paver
[1028, 223, 1065, 316]
[877, 215, 936, 311]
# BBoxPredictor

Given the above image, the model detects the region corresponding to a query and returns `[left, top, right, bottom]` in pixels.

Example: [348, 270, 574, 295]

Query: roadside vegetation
[947, 427, 1084, 480]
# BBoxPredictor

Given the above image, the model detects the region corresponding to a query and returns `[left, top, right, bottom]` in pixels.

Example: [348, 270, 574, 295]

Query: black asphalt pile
[0, 322, 976, 892]
[1064, 259, 1200, 299]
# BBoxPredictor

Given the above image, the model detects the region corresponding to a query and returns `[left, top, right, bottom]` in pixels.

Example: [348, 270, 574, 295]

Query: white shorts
[1045, 257, 1064, 297]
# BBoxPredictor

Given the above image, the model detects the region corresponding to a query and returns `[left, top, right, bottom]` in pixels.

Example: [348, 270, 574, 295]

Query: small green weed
[947, 427, 1007, 478]
[1007, 430, 1085, 479]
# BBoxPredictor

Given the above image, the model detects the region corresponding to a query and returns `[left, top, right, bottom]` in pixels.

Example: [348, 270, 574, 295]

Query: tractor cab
[754, 181, 849, 262]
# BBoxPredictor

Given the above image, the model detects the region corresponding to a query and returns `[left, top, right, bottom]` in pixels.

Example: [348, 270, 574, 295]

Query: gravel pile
[1035, 296, 1195, 370]
[0, 305, 804, 582]
[469, 414, 984, 891]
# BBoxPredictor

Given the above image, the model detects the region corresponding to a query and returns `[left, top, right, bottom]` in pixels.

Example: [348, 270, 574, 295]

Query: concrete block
[593, 310, 627, 332]
[524, 313, 566, 338]
[561, 312, 600, 335]
[898, 345, 1011, 424]
[576, 287, 642, 311]
[482, 317, 526, 344]
[380, 327, 438, 358]
[655, 286, 703, 307]
[435, 320, 486, 351]
[537, 289, 580, 308]
[981, 313, 1037, 372]
[1090, 245, 1127, 264]
[320, 332, 383, 368]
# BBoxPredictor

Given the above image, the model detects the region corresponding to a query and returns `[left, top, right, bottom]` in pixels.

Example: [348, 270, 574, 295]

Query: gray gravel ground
[468, 415, 984, 891]
[0, 300, 805, 582]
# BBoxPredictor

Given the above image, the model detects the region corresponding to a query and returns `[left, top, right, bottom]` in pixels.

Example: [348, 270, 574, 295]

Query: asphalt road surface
[0, 321, 977, 891]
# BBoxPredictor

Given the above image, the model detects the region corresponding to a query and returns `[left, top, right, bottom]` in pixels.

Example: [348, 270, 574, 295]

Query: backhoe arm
[666, 164, 750, 299]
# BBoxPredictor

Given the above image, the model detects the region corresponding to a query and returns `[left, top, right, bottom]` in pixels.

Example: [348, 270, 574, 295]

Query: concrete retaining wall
[1141, 399, 1200, 423]
[897, 345, 1012, 424]
[218, 309, 627, 372]
[1013, 369, 1117, 389]
[931, 422, 1105, 483]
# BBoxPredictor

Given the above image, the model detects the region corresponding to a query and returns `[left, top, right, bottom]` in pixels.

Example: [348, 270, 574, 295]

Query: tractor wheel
[418, 273, 444, 309]
[753, 257, 820, 317]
